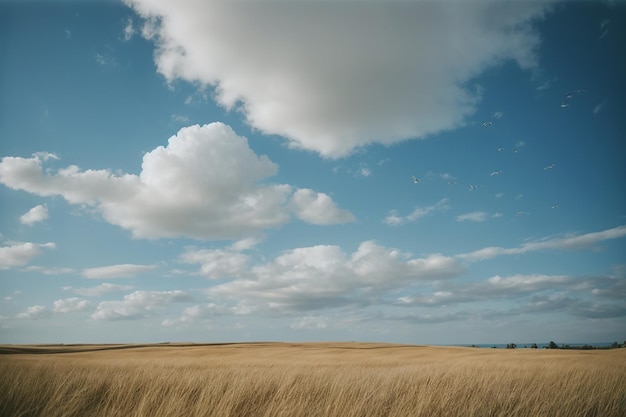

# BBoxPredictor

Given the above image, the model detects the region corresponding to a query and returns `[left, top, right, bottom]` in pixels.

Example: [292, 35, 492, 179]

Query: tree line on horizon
[470, 341, 626, 350]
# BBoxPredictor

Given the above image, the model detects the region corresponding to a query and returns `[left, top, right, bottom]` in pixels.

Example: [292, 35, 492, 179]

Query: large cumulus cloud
[0, 123, 354, 240]
[124, 0, 553, 157]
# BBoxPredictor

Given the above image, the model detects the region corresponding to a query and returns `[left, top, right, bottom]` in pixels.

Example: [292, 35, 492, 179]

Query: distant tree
[548, 341, 558, 349]
[611, 342, 619, 349]
[531, 343, 538, 349]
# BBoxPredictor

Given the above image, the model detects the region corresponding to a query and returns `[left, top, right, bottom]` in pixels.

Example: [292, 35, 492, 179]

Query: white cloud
[208, 240, 464, 313]
[457, 211, 488, 222]
[179, 248, 249, 279]
[0, 123, 353, 240]
[593, 100, 606, 115]
[290, 189, 356, 225]
[122, 16, 136, 41]
[22, 266, 74, 275]
[92, 290, 192, 320]
[385, 199, 449, 225]
[457, 225, 626, 262]
[81, 264, 158, 279]
[53, 297, 90, 313]
[15, 305, 48, 319]
[396, 274, 571, 307]
[291, 315, 328, 330]
[68, 283, 134, 297]
[124, 0, 551, 158]
[20, 204, 48, 225]
[162, 303, 223, 326]
[0, 240, 55, 269]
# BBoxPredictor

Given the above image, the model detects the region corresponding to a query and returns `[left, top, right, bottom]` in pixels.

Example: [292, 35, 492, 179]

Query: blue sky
[1, 0, 624, 345]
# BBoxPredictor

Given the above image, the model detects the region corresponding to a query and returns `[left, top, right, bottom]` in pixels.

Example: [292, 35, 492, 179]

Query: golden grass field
[1, 342, 625, 417]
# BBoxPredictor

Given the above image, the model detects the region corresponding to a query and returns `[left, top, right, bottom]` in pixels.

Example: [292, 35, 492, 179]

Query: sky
[0, 0, 625, 345]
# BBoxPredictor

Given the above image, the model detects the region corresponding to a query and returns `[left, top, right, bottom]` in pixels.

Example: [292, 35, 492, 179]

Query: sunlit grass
[1, 342, 624, 417]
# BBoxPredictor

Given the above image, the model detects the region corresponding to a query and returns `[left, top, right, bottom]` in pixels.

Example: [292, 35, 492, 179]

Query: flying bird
[482, 121, 493, 127]
[544, 164, 555, 170]
[551, 205, 559, 209]
[561, 89, 585, 107]
[467, 184, 479, 190]
[497, 147, 505, 152]
[512, 148, 519, 153]
[490, 171, 502, 176]
[411, 176, 420, 184]
[515, 211, 529, 217]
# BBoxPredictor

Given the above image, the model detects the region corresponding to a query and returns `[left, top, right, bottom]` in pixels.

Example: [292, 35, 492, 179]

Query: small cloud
[68, 283, 134, 297]
[22, 266, 74, 275]
[122, 17, 135, 41]
[290, 189, 356, 225]
[81, 264, 158, 279]
[291, 315, 328, 330]
[95, 46, 117, 66]
[0, 240, 55, 269]
[386, 199, 449, 226]
[593, 100, 606, 115]
[53, 297, 90, 313]
[20, 204, 48, 225]
[457, 211, 488, 222]
[492, 111, 503, 119]
[599, 19, 609, 40]
[384, 211, 405, 226]
[16, 305, 49, 319]
[32, 152, 59, 161]
[171, 114, 190, 123]
[92, 290, 193, 321]
[360, 167, 371, 177]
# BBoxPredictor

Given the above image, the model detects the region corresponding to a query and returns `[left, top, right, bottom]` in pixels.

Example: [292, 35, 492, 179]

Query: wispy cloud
[457, 225, 626, 262]
[15, 305, 49, 319]
[65, 283, 134, 297]
[385, 199, 449, 226]
[593, 100, 606, 115]
[122, 16, 135, 41]
[81, 264, 158, 279]
[457, 211, 488, 222]
[92, 290, 193, 321]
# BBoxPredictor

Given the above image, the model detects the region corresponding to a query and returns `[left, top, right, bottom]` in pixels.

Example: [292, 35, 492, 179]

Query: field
[1, 342, 625, 417]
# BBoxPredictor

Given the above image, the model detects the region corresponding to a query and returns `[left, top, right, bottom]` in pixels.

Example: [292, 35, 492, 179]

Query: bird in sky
[544, 164, 555, 170]
[411, 176, 420, 184]
[515, 211, 529, 216]
[468, 184, 479, 190]
[551, 205, 559, 209]
[482, 121, 493, 127]
[561, 89, 585, 107]
[497, 147, 505, 152]
[512, 148, 519, 153]
[490, 170, 502, 176]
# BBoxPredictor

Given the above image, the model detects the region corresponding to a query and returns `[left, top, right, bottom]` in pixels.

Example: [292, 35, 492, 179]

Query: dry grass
[1, 342, 625, 417]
